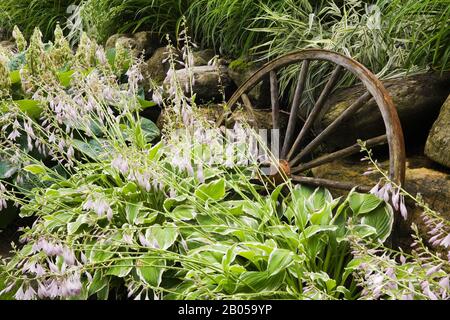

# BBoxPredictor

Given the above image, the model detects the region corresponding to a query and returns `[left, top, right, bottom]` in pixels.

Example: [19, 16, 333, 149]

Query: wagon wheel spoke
[291, 134, 388, 174]
[286, 65, 343, 161]
[241, 93, 254, 112]
[290, 91, 373, 166]
[270, 71, 280, 130]
[281, 60, 310, 159]
[291, 175, 371, 192]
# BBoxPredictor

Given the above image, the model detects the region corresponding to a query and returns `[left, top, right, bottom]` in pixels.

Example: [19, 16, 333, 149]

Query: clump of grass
[0, 0, 80, 40]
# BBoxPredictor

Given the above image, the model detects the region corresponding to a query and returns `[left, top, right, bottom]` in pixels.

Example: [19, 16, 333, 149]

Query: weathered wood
[281, 60, 310, 159]
[270, 71, 280, 130]
[286, 65, 343, 161]
[241, 93, 254, 111]
[291, 175, 371, 192]
[291, 134, 388, 174]
[290, 91, 372, 165]
[226, 49, 406, 187]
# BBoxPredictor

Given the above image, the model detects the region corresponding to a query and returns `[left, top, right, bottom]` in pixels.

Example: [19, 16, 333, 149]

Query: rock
[105, 31, 161, 58]
[163, 65, 233, 103]
[0, 40, 16, 54]
[193, 49, 216, 66]
[141, 47, 178, 90]
[105, 33, 125, 49]
[425, 94, 450, 168]
[320, 72, 450, 150]
[228, 60, 269, 108]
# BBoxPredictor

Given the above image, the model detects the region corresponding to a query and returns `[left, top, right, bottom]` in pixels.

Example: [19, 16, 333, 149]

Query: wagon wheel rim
[224, 49, 406, 191]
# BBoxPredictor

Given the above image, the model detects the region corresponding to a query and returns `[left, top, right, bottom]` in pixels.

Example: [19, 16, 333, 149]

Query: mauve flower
[139, 233, 151, 247]
[62, 274, 82, 297]
[62, 247, 76, 266]
[0, 282, 14, 296]
[23, 286, 36, 300]
[14, 286, 25, 300]
[425, 264, 442, 276]
[111, 155, 129, 174]
[196, 164, 204, 183]
[439, 277, 449, 290]
[37, 282, 49, 299]
[439, 234, 450, 248]
[400, 198, 408, 220]
[7, 129, 21, 141]
[391, 189, 400, 211]
[47, 280, 60, 298]
[106, 207, 113, 221]
[0, 198, 6, 211]
[422, 282, 438, 300]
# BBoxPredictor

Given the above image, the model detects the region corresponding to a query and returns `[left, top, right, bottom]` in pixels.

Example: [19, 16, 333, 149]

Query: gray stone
[320, 72, 450, 150]
[142, 47, 177, 89]
[425, 94, 450, 168]
[105, 31, 161, 58]
[0, 40, 16, 54]
[163, 65, 233, 103]
[228, 62, 269, 108]
[193, 49, 216, 66]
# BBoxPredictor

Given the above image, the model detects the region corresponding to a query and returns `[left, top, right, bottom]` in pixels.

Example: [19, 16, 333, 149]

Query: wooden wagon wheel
[224, 49, 406, 192]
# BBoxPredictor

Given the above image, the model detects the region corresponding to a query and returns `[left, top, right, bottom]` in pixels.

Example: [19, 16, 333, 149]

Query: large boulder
[0, 40, 15, 54]
[425, 94, 450, 168]
[193, 49, 216, 66]
[227, 60, 270, 108]
[163, 65, 233, 103]
[142, 47, 174, 87]
[105, 31, 162, 58]
[320, 72, 450, 150]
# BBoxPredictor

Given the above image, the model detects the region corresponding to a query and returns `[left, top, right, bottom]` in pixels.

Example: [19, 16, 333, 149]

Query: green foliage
[0, 0, 81, 40]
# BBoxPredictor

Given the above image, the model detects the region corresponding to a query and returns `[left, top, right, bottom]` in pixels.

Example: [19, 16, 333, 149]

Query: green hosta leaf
[267, 249, 294, 276]
[349, 224, 377, 239]
[89, 241, 115, 263]
[121, 182, 138, 194]
[270, 184, 285, 203]
[126, 202, 142, 225]
[23, 164, 46, 175]
[140, 118, 160, 143]
[13, 100, 42, 118]
[57, 70, 75, 87]
[136, 255, 166, 286]
[360, 204, 394, 242]
[148, 141, 163, 162]
[0, 160, 18, 179]
[7, 52, 25, 71]
[41, 211, 73, 229]
[195, 178, 226, 202]
[342, 258, 365, 284]
[169, 205, 197, 221]
[237, 271, 284, 293]
[72, 138, 112, 160]
[349, 192, 383, 215]
[138, 98, 156, 109]
[145, 224, 178, 250]
[88, 271, 108, 296]
[67, 214, 90, 235]
[163, 195, 187, 212]
[106, 258, 133, 278]
[300, 225, 338, 240]
[309, 200, 338, 225]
